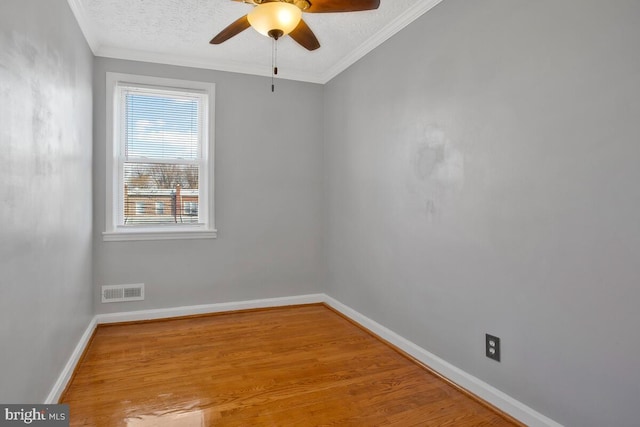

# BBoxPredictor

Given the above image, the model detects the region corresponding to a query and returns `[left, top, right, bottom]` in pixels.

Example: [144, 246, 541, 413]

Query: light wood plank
[61, 304, 523, 426]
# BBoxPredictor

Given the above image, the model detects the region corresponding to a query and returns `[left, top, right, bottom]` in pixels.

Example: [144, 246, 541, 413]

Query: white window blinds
[123, 90, 200, 160]
[118, 85, 206, 226]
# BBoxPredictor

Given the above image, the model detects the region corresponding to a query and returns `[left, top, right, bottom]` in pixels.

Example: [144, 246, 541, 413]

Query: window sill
[103, 228, 217, 242]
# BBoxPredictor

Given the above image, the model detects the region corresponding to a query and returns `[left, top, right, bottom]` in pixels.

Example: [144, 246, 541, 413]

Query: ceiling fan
[210, 0, 381, 51]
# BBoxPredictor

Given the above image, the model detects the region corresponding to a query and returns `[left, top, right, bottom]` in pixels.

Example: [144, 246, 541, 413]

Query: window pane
[124, 162, 199, 225]
[124, 92, 199, 160]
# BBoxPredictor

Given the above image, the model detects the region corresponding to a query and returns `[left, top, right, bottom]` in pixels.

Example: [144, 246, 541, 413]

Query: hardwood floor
[61, 304, 523, 426]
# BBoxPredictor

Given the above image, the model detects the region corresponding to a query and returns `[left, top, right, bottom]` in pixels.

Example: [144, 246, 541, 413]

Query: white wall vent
[102, 284, 144, 303]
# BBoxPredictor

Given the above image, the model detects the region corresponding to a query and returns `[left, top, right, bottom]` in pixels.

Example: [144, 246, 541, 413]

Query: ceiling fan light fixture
[247, 2, 302, 38]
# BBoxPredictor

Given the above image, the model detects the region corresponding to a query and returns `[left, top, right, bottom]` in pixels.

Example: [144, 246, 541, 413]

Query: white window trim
[103, 72, 217, 241]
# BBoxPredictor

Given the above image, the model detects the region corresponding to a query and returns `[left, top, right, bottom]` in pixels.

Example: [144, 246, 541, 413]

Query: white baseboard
[94, 294, 325, 324]
[49, 293, 561, 427]
[45, 317, 97, 404]
[322, 295, 563, 427]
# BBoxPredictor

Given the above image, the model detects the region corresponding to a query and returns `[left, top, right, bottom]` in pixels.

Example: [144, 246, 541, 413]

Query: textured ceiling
[69, 0, 442, 83]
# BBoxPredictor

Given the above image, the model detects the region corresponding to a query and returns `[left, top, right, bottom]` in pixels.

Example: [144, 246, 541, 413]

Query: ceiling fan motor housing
[251, 0, 311, 10]
[293, 0, 312, 10]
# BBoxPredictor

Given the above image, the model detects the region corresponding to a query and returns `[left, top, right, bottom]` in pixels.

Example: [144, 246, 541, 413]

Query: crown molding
[320, 0, 443, 83]
[95, 45, 326, 84]
[69, 0, 443, 84]
[66, 0, 100, 53]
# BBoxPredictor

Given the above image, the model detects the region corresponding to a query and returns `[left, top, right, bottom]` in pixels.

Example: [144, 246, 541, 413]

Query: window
[104, 73, 216, 241]
[135, 202, 145, 215]
[184, 201, 198, 216]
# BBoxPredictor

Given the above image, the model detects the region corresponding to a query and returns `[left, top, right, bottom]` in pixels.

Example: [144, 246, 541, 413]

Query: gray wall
[3, 1, 638, 423]
[323, 1, 640, 426]
[0, 0, 93, 402]
[93, 58, 325, 313]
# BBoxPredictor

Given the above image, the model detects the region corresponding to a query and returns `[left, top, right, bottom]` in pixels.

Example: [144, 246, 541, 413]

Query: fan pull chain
[271, 37, 278, 92]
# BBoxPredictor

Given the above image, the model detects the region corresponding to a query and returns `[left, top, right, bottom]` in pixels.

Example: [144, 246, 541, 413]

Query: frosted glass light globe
[248, 2, 302, 38]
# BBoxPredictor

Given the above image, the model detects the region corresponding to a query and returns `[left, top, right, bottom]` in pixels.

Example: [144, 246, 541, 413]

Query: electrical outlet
[486, 334, 501, 362]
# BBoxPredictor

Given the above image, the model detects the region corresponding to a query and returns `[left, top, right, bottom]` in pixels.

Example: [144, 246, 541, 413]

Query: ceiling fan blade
[210, 15, 251, 44]
[305, 0, 380, 13]
[289, 19, 320, 51]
